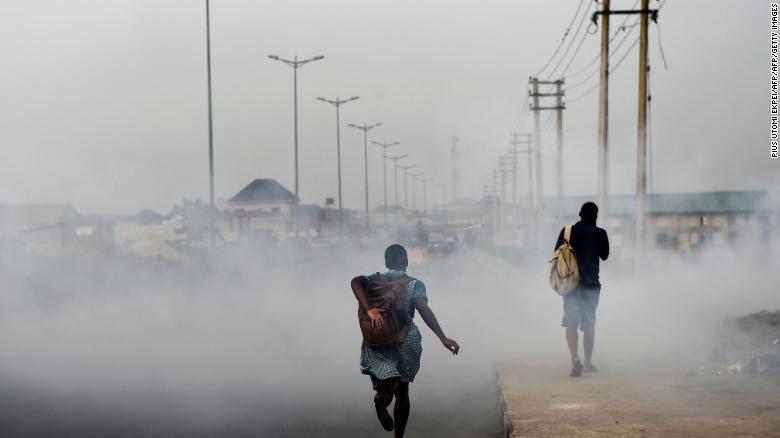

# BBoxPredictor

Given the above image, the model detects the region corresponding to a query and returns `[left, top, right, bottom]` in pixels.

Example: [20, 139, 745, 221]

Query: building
[545, 190, 779, 253]
[223, 179, 298, 241]
[0, 204, 115, 254]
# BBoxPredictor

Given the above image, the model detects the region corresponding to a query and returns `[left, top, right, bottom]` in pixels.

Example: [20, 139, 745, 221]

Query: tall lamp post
[204, 0, 216, 248]
[387, 154, 408, 213]
[268, 53, 324, 239]
[420, 178, 433, 214]
[409, 171, 423, 212]
[437, 183, 448, 204]
[348, 122, 383, 229]
[372, 140, 400, 225]
[398, 164, 416, 210]
[317, 95, 359, 237]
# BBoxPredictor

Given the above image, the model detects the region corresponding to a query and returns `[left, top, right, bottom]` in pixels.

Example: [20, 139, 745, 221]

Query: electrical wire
[531, 0, 586, 78]
[653, 20, 668, 70]
[567, 0, 640, 79]
[566, 36, 640, 103]
[547, 0, 595, 80]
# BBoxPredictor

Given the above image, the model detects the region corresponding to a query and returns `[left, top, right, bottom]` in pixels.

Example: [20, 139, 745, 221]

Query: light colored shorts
[562, 288, 600, 334]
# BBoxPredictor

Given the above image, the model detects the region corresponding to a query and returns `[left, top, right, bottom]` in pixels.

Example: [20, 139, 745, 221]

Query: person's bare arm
[351, 276, 385, 331]
[414, 297, 460, 355]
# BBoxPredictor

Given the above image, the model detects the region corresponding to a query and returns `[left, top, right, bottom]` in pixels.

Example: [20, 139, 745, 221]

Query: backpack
[358, 273, 415, 347]
[549, 225, 580, 296]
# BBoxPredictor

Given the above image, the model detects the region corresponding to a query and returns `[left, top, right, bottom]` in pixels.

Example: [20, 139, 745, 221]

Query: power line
[531, 0, 586, 77]
[568, 20, 639, 90]
[547, 0, 594, 79]
[567, 36, 640, 103]
[567, 0, 640, 79]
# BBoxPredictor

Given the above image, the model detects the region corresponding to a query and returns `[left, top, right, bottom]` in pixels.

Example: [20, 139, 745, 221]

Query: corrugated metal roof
[544, 190, 775, 216]
[229, 179, 297, 203]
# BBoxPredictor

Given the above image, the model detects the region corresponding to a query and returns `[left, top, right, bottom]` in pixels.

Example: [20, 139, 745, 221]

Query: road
[0, 243, 777, 437]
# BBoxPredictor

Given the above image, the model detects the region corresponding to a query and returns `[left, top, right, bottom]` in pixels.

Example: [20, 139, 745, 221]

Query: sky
[0, 0, 772, 215]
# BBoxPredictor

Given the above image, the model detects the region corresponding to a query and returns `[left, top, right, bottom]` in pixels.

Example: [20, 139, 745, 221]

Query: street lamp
[437, 183, 448, 204]
[398, 164, 416, 210]
[268, 53, 324, 239]
[372, 140, 400, 226]
[420, 178, 434, 214]
[387, 154, 407, 212]
[409, 171, 423, 212]
[317, 95, 359, 237]
[348, 122, 383, 229]
[204, 0, 216, 248]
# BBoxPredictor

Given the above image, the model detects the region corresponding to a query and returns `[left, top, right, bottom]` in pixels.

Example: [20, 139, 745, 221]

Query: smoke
[0, 221, 777, 436]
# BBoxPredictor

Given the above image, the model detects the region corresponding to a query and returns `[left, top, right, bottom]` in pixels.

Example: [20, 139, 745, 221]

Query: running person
[350, 244, 459, 437]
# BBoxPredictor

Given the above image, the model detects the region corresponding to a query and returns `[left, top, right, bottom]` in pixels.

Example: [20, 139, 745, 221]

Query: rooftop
[229, 179, 297, 204]
[544, 190, 777, 216]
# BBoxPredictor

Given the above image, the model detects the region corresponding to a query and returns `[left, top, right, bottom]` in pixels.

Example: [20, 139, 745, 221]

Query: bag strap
[564, 225, 573, 243]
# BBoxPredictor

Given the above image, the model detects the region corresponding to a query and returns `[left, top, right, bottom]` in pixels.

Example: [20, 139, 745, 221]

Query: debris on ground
[709, 311, 780, 379]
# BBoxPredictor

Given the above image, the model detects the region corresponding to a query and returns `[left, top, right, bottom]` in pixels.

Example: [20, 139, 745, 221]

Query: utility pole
[388, 154, 408, 213]
[597, 0, 610, 215]
[348, 122, 383, 229]
[636, 0, 651, 253]
[204, 0, 216, 249]
[529, 78, 543, 212]
[372, 141, 400, 226]
[317, 96, 359, 237]
[529, 78, 565, 216]
[409, 172, 423, 212]
[498, 157, 512, 237]
[420, 178, 433, 214]
[451, 136, 459, 201]
[555, 79, 565, 217]
[268, 53, 324, 239]
[592, 1, 659, 252]
[398, 164, 416, 210]
[509, 133, 535, 247]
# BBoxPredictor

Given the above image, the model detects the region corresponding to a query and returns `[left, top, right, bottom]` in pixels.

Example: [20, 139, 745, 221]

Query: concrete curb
[495, 367, 517, 438]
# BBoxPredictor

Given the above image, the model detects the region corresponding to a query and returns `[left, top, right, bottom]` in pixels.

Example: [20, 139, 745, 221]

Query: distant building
[546, 190, 779, 253]
[224, 179, 298, 240]
[0, 204, 114, 254]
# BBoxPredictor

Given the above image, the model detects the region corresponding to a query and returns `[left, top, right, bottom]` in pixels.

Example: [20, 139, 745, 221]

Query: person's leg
[374, 378, 397, 431]
[565, 326, 579, 363]
[580, 289, 600, 372]
[562, 293, 581, 364]
[393, 382, 410, 438]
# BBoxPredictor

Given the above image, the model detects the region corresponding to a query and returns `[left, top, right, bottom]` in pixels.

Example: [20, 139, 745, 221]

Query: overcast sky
[0, 0, 772, 214]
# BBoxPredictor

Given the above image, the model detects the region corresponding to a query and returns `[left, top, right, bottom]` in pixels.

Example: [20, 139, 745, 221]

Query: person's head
[579, 202, 599, 222]
[384, 244, 408, 271]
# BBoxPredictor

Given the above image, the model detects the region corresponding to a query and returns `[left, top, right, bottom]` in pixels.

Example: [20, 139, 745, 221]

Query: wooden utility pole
[593, 1, 659, 252]
[555, 79, 565, 217]
[530, 78, 543, 210]
[597, 0, 610, 216]
[509, 133, 534, 209]
[636, 0, 650, 252]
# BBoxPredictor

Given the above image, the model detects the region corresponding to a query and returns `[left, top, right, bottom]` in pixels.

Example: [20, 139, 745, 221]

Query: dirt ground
[497, 359, 780, 438]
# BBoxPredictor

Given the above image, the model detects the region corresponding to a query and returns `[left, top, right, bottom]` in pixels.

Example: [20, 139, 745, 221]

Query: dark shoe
[570, 359, 583, 377]
[374, 399, 394, 431]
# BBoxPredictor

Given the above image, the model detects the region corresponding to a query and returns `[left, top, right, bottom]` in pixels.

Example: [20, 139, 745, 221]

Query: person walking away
[350, 244, 459, 437]
[554, 202, 609, 377]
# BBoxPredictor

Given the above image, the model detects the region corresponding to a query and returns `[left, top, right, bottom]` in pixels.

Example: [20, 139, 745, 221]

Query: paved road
[0, 246, 516, 437]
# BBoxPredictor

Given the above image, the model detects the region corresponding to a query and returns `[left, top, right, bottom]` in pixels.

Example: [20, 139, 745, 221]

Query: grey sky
[0, 0, 771, 214]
